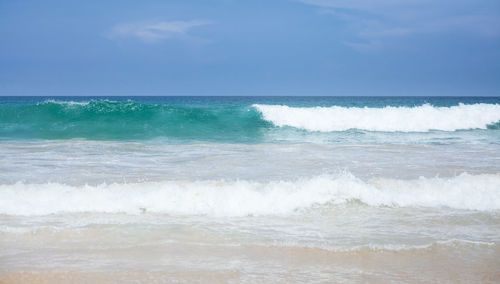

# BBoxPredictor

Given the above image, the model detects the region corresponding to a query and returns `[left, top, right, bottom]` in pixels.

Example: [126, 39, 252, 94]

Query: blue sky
[0, 0, 499, 96]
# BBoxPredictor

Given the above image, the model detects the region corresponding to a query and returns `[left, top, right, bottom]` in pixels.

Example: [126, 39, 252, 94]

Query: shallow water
[1, 96, 499, 282]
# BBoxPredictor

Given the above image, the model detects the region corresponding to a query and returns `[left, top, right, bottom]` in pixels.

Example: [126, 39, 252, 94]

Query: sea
[1, 96, 499, 282]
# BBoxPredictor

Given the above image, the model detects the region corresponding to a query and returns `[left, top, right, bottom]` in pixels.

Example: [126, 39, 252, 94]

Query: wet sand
[1, 244, 499, 283]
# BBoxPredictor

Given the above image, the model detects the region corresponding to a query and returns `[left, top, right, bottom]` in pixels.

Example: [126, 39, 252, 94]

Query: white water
[254, 103, 500, 132]
[1, 141, 499, 282]
[1, 173, 499, 216]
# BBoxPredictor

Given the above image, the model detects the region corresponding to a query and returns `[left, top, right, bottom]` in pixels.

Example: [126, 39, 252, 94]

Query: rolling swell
[0, 100, 271, 141]
[1, 99, 500, 141]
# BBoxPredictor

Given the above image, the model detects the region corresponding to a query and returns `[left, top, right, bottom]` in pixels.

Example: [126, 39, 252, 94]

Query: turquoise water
[1, 96, 499, 281]
[1, 96, 499, 142]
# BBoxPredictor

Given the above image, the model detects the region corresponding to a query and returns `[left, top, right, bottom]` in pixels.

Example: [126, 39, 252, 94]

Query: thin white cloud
[297, 0, 500, 50]
[107, 20, 211, 43]
[299, 0, 428, 11]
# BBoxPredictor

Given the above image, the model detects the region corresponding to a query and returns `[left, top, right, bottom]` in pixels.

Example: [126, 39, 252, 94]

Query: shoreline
[2, 244, 499, 283]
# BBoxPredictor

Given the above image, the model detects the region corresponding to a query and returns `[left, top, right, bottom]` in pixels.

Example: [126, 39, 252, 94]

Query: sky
[0, 0, 499, 96]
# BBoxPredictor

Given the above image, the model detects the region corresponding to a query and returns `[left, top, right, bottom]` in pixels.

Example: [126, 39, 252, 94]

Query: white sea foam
[39, 99, 91, 106]
[1, 173, 499, 216]
[38, 99, 121, 106]
[253, 103, 500, 132]
[269, 239, 497, 252]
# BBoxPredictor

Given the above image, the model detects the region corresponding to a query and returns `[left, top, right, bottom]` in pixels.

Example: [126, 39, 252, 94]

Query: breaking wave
[253, 103, 500, 132]
[1, 173, 499, 216]
[1, 101, 499, 141]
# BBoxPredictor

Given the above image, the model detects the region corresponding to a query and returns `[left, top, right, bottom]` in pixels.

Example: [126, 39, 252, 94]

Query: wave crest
[0, 100, 269, 141]
[253, 103, 500, 132]
[1, 173, 499, 216]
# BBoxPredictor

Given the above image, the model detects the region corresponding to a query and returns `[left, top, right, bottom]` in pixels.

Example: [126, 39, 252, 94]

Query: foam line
[1, 173, 499, 216]
[253, 103, 500, 132]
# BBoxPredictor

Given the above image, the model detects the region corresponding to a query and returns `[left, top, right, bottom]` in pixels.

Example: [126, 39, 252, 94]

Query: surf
[1, 173, 499, 216]
[1, 99, 499, 141]
[254, 103, 500, 132]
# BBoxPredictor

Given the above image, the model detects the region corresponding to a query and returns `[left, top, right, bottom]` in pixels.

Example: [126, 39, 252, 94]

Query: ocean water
[1, 96, 499, 282]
